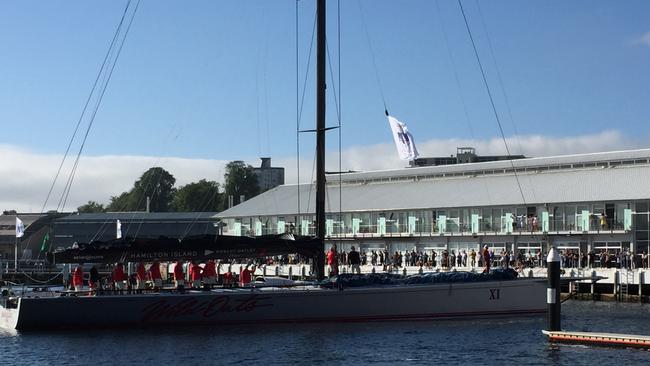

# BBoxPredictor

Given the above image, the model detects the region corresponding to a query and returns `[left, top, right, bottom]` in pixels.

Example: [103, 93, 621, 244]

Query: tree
[171, 179, 222, 212]
[77, 201, 105, 213]
[106, 192, 130, 212]
[105, 167, 176, 212]
[128, 167, 176, 212]
[222, 161, 260, 210]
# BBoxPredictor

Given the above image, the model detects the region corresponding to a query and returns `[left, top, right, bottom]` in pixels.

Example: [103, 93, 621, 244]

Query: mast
[314, 0, 326, 281]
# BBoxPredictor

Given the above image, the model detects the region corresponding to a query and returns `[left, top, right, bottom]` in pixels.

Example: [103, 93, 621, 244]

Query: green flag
[40, 233, 50, 252]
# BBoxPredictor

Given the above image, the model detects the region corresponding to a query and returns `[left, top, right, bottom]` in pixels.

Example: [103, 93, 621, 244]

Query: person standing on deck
[239, 263, 254, 286]
[173, 260, 185, 290]
[202, 259, 217, 289]
[190, 261, 203, 289]
[148, 261, 163, 290]
[112, 263, 127, 293]
[482, 245, 491, 273]
[72, 264, 84, 292]
[135, 262, 146, 293]
[89, 265, 100, 295]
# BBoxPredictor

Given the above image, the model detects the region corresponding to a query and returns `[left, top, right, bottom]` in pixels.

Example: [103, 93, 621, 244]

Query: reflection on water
[1, 301, 648, 365]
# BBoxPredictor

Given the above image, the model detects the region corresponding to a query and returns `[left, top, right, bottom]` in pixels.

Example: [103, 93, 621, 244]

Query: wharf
[542, 330, 650, 348]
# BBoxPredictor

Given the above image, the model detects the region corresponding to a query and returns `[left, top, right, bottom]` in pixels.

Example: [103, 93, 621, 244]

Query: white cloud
[631, 31, 650, 47]
[0, 130, 642, 212]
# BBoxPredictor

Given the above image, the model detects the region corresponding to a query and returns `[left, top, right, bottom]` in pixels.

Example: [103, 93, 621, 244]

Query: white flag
[116, 220, 122, 239]
[15, 217, 25, 238]
[387, 115, 419, 161]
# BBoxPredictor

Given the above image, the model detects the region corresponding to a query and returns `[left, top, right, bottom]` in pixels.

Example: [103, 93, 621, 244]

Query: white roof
[217, 149, 650, 218]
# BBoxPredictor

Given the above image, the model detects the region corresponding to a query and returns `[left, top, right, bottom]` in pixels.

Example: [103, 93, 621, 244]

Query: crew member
[327, 245, 339, 276]
[89, 265, 100, 295]
[190, 261, 203, 289]
[222, 270, 233, 288]
[173, 260, 185, 290]
[112, 263, 128, 293]
[202, 259, 217, 289]
[136, 262, 146, 293]
[72, 264, 84, 292]
[482, 245, 491, 274]
[149, 261, 163, 290]
[239, 263, 254, 286]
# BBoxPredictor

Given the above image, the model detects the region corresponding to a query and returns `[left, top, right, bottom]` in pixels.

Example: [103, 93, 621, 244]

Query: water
[1, 301, 648, 365]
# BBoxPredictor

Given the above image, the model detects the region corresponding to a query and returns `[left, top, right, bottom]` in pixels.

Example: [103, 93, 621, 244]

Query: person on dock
[482, 245, 491, 273]
[136, 262, 146, 293]
[348, 246, 361, 274]
[470, 249, 476, 267]
[190, 261, 202, 289]
[173, 260, 185, 291]
[148, 261, 163, 290]
[72, 264, 84, 292]
[89, 265, 100, 295]
[202, 259, 217, 289]
[112, 263, 128, 294]
[327, 245, 339, 276]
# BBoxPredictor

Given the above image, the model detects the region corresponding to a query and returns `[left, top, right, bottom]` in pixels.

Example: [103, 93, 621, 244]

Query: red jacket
[173, 261, 184, 281]
[149, 262, 162, 280]
[72, 266, 83, 287]
[203, 260, 216, 277]
[327, 250, 338, 266]
[136, 263, 146, 281]
[112, 265, 127, 282]
[239, 268, 252, 285]
[190, 263, 202, 281]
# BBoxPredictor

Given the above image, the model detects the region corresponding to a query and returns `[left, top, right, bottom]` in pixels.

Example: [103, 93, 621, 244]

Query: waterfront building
[216, 149, 650, 264]
[252, 157, 285, 192]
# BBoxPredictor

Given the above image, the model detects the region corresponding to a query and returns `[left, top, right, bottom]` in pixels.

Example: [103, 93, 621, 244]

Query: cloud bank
[0, 130, 642, 212]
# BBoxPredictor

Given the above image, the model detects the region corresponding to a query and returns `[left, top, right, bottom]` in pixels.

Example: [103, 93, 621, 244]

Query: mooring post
[547, 246, 561, 331]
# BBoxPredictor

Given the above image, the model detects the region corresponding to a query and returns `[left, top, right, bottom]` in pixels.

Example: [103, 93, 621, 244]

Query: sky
[1, 0, 649, 212]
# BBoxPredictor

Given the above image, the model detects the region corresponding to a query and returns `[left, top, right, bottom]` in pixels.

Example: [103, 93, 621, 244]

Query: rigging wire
[474, 0, 538, 204]
[433, 0, 492, 205]
[337, 0, 342, 243]
[59, 0, 141, 211]
[457, 0, 527, 206]
[356, 0, 389, 115]
[40, 0, 134, 214]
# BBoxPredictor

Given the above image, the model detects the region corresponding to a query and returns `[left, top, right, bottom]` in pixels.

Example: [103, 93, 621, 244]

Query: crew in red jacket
[173, 260, 185, 289]
[112, 263, 128, 292]
[135, 262, 146, 293]
[202, 259, 217, 288]
[190, 261, 203, 289]
[149, 261, 163, 290]
[482, 245, 491, 274]
[239, 264, 254, 286]
[72, 264, 84, 292]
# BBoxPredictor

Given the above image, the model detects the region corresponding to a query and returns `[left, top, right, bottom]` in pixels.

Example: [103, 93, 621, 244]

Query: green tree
[171, 179, 222, 212]
[222, 161, 260, 210]
[105, 167, 176, 212]
[106, 192, 130, 212]
[128, 167, 176, 212]
[77, 201, 105, 213]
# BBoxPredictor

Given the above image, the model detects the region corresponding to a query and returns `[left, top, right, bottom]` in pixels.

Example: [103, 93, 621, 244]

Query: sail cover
[47, 234, 322, 264]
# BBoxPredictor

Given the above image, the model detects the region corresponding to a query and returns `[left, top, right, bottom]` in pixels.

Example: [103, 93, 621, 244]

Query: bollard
[403, 267, 407, 276]
[372, 266, 376, 274]
[528, 270, 533, 278]
[614, 270, 619, 297]
[288, 266, 293, 280]
[275, 266, 280, 276]
[263, 266, 267, 276]
[639, 271, 645, 298]
[547, 247, 561, 331]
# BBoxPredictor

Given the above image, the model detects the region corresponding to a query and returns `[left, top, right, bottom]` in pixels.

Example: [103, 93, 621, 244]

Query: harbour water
[0, 300, 648, 365]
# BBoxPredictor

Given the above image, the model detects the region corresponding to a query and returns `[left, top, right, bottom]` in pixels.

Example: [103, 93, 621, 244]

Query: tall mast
[314, 0, 326, 281]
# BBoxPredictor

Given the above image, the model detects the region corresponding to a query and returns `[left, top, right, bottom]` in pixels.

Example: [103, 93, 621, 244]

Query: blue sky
[1, 0, 649, 211]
